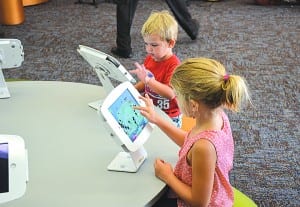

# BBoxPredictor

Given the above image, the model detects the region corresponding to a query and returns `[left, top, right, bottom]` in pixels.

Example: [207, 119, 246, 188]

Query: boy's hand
[130, 62, 150, 83]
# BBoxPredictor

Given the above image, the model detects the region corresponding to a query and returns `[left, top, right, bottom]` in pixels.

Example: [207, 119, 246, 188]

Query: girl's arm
[135, 94, 186, 147]
[134, 81, 145, 92]
[156, 139, 216, 206]
[151, 111, 186, 146]
[190, 139, 216, 206]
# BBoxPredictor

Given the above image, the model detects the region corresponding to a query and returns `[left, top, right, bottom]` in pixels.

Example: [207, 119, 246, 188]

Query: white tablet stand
[107, 145, 147, 173]
[0, 69, 10, 98]
[77, 45, 136, 110]
[0, 39, 24, 99]
[87, 63, 114, 110]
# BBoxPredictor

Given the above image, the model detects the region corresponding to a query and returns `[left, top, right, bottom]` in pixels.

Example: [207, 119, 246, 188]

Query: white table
[0, 81, 178, 207]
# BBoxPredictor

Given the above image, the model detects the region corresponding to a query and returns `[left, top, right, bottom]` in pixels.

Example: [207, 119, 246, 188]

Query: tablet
[100, 81, 153, 153]
[0, 135, 28, 204]
[0, 39, 24, 69]
[77, 45, 135, 84]
[0, 39, 24, 98]
[77, 45, 136, 110]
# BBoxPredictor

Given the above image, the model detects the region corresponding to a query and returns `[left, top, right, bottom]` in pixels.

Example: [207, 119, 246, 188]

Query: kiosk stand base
[107, 147, 147, 173]
[88, 99, 103, 110]
[0, 69, 10, 98]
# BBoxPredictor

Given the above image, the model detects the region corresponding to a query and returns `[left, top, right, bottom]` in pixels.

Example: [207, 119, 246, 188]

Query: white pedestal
[107, 147, 147, 173]
[0, 69, 10, 98]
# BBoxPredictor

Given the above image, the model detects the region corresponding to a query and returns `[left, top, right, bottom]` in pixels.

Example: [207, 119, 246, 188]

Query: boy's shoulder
[170, 54, 180, 63]
[164, 54, 180, 66]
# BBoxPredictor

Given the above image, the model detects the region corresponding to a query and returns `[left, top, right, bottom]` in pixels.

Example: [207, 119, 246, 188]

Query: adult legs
[165, 0, 199, 40]
[0, 26, 4, 38]
[112, 0, 139, 58]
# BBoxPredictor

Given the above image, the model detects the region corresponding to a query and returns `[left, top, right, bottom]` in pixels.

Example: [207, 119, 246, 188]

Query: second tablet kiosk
[0, 135, 28, 204]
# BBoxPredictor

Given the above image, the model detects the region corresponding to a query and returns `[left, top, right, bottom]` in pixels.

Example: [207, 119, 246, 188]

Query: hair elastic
[223, 74, 230, 81]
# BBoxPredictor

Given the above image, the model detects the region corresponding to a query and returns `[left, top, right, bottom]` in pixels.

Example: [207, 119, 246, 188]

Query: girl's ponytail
[221, 74, 251, 112]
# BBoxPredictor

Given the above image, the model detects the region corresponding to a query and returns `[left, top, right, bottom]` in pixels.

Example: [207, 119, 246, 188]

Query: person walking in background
[111, 0, 199, 58]
[130, 10, 182, 127]
[135, 57, 252, 206]
[110, 0, 138, 58]
[165, 0, 199, 40]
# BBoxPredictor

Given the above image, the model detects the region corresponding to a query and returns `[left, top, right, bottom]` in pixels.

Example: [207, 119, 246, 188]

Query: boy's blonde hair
[141, 10, 178, 42]
[171, 58, 252, 112]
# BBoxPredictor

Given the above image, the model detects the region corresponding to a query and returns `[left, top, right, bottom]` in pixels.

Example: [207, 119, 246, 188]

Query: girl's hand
[134, 94, 157, 124]
[154, 158, 173, 183]
[130, 62, 148, 83]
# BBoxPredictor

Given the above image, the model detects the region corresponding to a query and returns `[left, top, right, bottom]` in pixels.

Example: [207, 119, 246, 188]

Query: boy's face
[143, 34, 175, 62]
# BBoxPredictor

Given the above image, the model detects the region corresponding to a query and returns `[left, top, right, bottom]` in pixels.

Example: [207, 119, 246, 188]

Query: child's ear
[168, 39, 176, 48]
[189, 99, 199, 111]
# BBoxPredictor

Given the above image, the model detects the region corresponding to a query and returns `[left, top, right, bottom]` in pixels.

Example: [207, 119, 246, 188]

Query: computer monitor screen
[0, 143, 9, 193]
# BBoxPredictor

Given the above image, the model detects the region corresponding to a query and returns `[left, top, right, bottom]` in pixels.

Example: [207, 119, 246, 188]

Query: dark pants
[114, 0, 198, 51]
[165, 0, 198, 39]
[115, 0, 139, 52]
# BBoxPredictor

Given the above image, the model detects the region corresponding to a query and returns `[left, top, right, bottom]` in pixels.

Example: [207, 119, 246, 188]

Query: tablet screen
[108, 89, 148, 142]
[0, 143, 9, 193]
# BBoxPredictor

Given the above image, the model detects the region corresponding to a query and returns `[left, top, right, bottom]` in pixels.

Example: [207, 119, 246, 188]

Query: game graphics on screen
[108, 89, 148, 142]
[0, 143, 9, 193]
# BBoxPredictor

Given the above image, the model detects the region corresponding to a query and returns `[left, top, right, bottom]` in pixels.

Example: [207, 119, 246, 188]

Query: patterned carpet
[1, 0, 299, 206]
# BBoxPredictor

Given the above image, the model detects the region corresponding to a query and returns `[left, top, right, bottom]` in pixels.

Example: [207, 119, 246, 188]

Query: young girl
[130, 10, 182, 127]
[135, 58, 251, 207]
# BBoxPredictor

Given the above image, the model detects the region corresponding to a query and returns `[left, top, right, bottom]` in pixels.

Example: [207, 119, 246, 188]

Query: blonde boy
[130, 10, 182, 127]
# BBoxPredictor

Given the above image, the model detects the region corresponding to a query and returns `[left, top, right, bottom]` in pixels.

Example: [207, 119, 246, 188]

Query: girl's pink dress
[173, 111, 234, 207]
